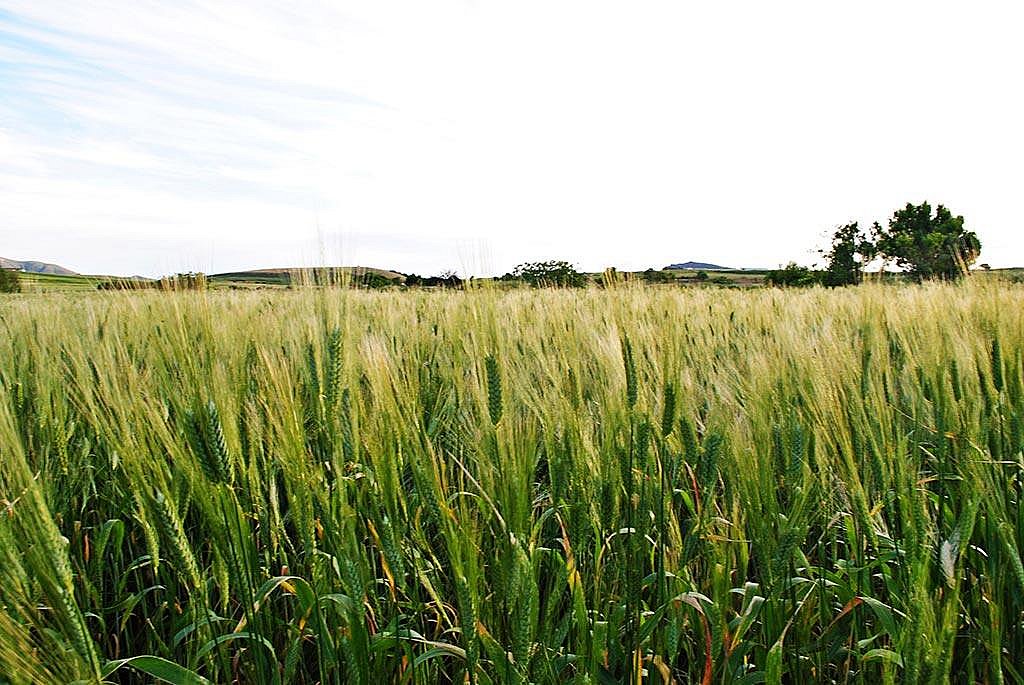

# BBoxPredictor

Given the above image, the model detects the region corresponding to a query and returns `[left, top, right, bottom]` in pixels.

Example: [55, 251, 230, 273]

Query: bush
[641, 268, 675, 284]
[0, 269, 21, 293]
[766, 262, 821, 287]
[353, 272, 394, 289]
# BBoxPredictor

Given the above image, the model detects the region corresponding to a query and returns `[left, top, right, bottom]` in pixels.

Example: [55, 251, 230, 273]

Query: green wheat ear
[204, 400, 231, 483]
[991, 337, 1004, 393]
[185, 400, 231, 485]
[152, 489, 202, 591]
[326, 327, 344, 411]
[485, 354, 502, 425]
[661, 382, 676, 437]
[621, 335, 637, 409]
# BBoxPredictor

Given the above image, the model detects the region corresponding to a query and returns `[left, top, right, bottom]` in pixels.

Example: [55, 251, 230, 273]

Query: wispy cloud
[0, 1, 473, 274]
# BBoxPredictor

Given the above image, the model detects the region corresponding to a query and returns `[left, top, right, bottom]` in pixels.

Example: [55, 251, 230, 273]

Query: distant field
[15, 271, 103, 292]
[1, 282, 1022, 683]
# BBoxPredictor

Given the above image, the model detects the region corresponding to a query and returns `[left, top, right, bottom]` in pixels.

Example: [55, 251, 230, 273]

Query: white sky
[1, 1, 1022, 276]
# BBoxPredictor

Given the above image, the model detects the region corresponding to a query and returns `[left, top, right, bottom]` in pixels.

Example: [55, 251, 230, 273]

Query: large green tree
[872, 202, 980, 280]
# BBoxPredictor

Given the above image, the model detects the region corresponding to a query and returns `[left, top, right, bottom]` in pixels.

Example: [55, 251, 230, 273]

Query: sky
[1, 1, 1022, 277]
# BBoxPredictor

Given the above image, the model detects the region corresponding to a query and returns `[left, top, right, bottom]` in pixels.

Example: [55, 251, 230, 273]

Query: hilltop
[664, 261, 732, 271]
[0, 256, 78, 275]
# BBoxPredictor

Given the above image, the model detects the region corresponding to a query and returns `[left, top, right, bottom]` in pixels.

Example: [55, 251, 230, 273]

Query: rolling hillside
[0, 257, 78, 275]
[210, 266, 405, 286]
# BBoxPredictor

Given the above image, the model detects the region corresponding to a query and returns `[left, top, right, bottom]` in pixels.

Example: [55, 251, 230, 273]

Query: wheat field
[0, 282, 1021, 683]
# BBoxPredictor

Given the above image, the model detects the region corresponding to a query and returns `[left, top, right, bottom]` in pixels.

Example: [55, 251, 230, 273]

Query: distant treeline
[403, 271, 463, 288]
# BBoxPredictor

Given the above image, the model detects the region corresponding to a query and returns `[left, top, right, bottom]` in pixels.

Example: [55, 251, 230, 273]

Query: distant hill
[0, 257, 78, 276]
[664, 261, 731, 271]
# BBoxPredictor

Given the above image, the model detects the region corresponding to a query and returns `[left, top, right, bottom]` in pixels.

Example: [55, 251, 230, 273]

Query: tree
[0, 269, 21, 293]
[872, 202, 980, 280]
[820, 222, 875, 286]
[503, 260, 586, 287]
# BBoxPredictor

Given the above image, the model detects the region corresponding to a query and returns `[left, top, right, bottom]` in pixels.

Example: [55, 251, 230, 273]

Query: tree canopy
[502, 260, 586, 288]
[872, 202, 980, 280]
